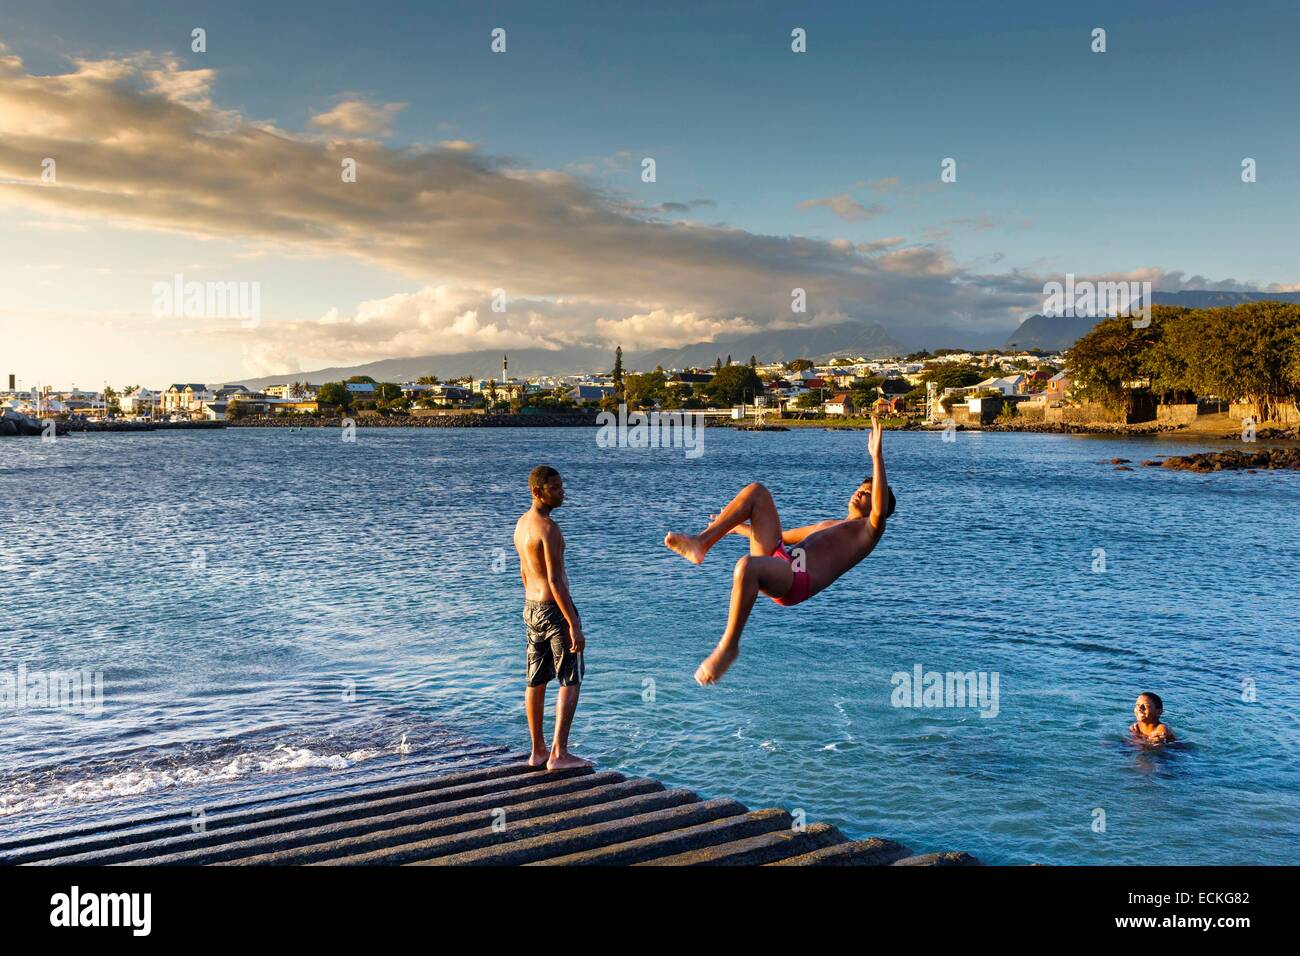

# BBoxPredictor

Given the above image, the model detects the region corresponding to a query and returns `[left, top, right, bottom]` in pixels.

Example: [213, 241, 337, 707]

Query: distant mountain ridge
[231, 321, 903, 388]
[631, 322, 902, 371]
[1002, 290, 1300, 351]
[227, 291, 1300, 388]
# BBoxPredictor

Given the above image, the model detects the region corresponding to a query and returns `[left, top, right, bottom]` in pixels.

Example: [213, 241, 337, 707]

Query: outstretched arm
[868, 414, 889, 531]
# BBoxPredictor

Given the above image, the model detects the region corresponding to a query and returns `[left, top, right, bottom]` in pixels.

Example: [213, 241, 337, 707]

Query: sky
[2, 0, 1298, 390]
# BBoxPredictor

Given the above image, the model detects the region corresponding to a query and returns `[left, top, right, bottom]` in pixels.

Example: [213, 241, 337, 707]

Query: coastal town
[6, 301, 1299, 439]
[2, 348, 1072, 428]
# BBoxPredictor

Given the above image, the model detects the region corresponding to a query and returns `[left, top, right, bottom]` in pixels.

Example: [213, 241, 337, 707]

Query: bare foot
[664, 531, 707, 565]
[527, 750, 549, 768]
[695, 642, 739, 686]
[547, 751, 593, 770]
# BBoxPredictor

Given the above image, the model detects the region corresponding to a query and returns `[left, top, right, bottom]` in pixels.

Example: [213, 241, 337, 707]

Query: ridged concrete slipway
[0, 757, 979, 866]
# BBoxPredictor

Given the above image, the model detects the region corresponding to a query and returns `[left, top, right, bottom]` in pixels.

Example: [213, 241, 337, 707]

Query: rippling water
[2, 426, 1297, 863]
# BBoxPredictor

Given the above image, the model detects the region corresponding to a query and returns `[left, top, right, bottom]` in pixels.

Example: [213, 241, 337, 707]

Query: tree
[849, 375, 885, 409]
[921, 364, 984, 391]
[1065, 315, 1161, 411]
[714, 355, 723, 372]
[375, 382, 403, 403]
[785, 358, 815, 373]
[345, 375, 377, 384]
[704, 364, 764, 406]
[317, 382, 352, 410]
[417, 375, 441, 385]
[611, 346, 625, 397]
[749, 355, 757, 368]
[624, 370, 671, 409]
[1145, 302, 1300, 420]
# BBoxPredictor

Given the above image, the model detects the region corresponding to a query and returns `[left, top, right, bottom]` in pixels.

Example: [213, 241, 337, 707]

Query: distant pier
[1, 757, 978, 866]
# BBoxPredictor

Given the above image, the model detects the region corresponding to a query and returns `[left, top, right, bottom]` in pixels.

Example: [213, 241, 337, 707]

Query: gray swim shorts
[523, 600, 584, 687]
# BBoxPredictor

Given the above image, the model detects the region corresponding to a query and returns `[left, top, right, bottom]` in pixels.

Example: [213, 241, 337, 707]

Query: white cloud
[797, 194, 886, 222]
[309, 98, 405, 137]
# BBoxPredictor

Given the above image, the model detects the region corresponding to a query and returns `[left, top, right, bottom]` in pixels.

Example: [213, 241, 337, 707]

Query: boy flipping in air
[665, 413, 895, 685]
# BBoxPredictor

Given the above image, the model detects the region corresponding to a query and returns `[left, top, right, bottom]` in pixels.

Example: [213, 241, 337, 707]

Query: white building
[975, 374, 1026, 397]
[119, 387, 160, 416]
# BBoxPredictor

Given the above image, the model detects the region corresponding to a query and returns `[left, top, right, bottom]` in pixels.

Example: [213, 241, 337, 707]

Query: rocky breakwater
[983, 420, 1183, 435]
[231, 412, 602, 428]
[1153, 446, 1300, 473]
[0, 409, 69, 437]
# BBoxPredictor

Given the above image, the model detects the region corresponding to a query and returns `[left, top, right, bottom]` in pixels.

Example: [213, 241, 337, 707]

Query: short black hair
[862, 478, 897, 519]
[529, 464, 560, 493]
[1138, 691, 1164, 710]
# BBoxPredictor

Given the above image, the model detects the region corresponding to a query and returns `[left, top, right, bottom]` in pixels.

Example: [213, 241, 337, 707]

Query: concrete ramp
[2, 758, 977, 866]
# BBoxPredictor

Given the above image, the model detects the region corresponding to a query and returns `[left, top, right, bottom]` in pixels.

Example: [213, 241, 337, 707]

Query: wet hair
[1138, 692, 1164, 711]
[861, 478, 897, 519]
[529, 465, 561, 493]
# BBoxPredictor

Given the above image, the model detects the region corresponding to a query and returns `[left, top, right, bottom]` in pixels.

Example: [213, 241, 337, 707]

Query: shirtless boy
[664, 413, 896, 685]
[513, 465, 590, 769]
[1130, 692, 1176, 743]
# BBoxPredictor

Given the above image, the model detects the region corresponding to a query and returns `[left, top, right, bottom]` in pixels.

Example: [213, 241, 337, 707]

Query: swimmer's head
[850, 478, 896, 521]
[529, 465, 564, 508]
[1134, 692, 1164, 723]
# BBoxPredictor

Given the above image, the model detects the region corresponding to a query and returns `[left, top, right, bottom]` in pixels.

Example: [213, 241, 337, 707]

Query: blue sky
[2, 0, 1297, 386]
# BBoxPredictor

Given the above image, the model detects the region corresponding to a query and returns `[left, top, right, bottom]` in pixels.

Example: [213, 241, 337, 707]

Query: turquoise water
[2, 426, 1298, 863]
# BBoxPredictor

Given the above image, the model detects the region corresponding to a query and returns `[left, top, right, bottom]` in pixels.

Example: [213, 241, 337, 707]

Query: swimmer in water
[1130, 692, 1175, 743]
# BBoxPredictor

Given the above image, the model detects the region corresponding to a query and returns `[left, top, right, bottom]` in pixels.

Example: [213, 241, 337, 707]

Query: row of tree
[1066, 302, 1300, 421]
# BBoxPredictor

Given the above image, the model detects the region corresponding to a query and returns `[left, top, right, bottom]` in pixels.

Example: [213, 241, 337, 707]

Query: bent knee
[743, 481, 771, 499]
[733, 555, 756, 579]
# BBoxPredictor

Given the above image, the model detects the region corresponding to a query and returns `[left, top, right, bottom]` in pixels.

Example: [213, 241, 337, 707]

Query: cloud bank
[1, 42, 1290, 374]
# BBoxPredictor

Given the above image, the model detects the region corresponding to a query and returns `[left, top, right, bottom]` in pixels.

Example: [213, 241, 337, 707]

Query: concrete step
[5, 753, 976, 866]
[35, 767, 610, 866]
[2, 755, 526, 862]
[424, 797, 749, 866]
[11, 760, 549, 865]
[218, 780, 665, 868]
[530, 807, 791, 866]
[767, 837, 912, 866]
[312, 787, 701, 866]
[892, 851, 980, 866]
[635, 821, 845, 865]
[0, 747, 509, 854]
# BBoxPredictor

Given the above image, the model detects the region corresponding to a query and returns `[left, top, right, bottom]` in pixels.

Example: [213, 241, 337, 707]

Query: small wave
[0, 743, 389, 818]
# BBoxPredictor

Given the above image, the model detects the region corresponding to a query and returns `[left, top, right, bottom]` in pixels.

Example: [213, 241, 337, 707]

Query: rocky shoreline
[983, 420, 1184, 435]
[1152, 447, 1300, 472]
[229, 412, 604, 428]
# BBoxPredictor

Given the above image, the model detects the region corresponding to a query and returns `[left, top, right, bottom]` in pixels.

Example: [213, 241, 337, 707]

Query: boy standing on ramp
[514, 465, 590, 769]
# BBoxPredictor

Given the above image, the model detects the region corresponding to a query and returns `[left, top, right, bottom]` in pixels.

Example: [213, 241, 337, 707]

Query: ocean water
[1, 425, 1297, 863]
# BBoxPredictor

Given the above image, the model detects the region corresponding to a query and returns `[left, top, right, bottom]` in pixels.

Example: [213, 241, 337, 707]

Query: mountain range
[1001, 290, 1300, 351]
[232, 322, 905, 388]
[229, 290, 1300, 388]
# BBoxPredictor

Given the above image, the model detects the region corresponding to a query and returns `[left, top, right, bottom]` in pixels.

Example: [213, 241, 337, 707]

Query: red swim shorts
[769, 543, 812, 607]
